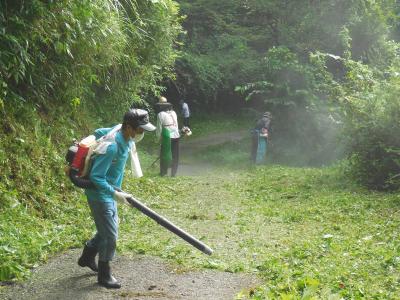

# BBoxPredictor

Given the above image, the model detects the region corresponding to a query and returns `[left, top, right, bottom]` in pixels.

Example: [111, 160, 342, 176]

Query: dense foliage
[0, 0, 181, 118]
[0, 0, 181, 281]
[311, 50, 400, 189]
[176, 0, 398, 108]
[1, 0, 399, 287]
[174, 0, 400, 187]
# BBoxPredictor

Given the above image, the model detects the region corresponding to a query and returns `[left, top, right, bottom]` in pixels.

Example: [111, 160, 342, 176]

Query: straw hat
[159, 96, 167, 103]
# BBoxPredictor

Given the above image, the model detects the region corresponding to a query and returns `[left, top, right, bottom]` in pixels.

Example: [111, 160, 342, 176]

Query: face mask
[133, 132, 144, 143]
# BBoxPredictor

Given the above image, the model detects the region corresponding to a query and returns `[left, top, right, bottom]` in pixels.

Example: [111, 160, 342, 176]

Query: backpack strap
[93, 124, 122, 155]
[80, 124, 122, 178]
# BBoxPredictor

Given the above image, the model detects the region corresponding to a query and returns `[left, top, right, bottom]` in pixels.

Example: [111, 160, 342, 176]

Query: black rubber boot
[78, 243, 98, 272]
[98, 261, 121, 289]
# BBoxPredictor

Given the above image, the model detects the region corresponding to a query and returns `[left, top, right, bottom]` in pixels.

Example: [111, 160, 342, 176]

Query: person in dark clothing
[251, 111, 271, 164]
[180, 99, 190, 127]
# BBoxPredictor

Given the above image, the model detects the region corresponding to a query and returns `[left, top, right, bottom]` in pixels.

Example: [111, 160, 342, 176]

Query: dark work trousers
[171, 138, 180, 177]
[160, 143, 169, 177]
[160, 137, 180, 177]
[183, 117, 190, 127]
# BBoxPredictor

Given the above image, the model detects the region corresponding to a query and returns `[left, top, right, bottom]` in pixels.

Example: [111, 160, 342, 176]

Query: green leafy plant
[310, 46, 400, 189]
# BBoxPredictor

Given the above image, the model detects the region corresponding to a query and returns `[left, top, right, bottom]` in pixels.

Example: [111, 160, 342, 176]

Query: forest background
[0, 0, 400, 291]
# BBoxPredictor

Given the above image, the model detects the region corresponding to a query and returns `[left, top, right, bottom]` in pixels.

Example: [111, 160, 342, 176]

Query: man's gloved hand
[113, 191, 132, 205]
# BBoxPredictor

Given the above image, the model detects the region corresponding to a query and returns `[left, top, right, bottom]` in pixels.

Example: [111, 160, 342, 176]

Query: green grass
[188, 112, 254, 138]
[241, 167, 400, 299]
[0, 105, 98, 282]
[1, 111, 399, 299]
[0, 183, 93, 281]
[118, 166, 400, 299]
[192, 136, 252, 168]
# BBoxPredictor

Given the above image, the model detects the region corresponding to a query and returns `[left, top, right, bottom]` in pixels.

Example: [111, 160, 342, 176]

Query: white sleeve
[130, 143, 143, 178]
[172, 111, 180, 138]
[173, 111, 179, 128]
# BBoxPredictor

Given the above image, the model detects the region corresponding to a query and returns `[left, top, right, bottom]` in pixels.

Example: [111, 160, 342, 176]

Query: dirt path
[181, 130, 249, 152]
[177, 129, 249, 176]
[0, 250, 258, 300]
[0, 130, 258, 300]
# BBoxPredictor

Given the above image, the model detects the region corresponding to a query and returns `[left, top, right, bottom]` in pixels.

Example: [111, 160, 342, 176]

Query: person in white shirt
[156, 97, 180, 176]
[180, 99, 190, 127]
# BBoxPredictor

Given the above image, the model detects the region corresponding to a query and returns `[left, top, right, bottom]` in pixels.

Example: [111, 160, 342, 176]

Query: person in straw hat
[155, 96, 181, 176]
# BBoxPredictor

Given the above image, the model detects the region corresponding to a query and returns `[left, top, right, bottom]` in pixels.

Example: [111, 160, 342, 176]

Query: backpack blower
[65, 138, 213, 255]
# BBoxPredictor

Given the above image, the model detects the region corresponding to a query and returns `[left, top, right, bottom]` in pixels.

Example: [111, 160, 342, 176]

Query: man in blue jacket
[78, 109, 155, 289]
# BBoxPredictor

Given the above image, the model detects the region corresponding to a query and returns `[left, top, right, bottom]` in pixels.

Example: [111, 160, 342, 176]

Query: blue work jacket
[84, 126, 132, 202]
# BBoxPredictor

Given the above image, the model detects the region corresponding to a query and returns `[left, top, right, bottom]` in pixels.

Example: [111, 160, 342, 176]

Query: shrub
[345, 80, 400, 189]
[311, 48, 400, 189]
